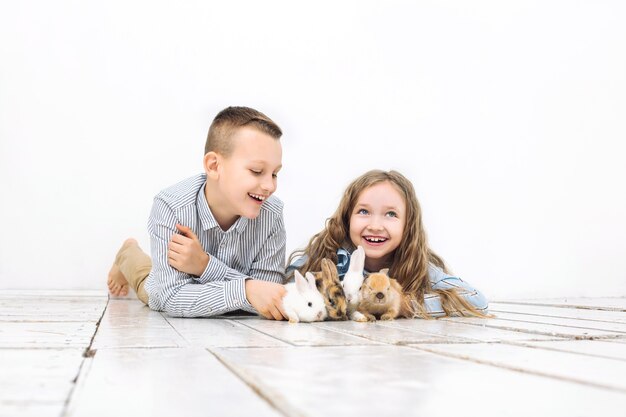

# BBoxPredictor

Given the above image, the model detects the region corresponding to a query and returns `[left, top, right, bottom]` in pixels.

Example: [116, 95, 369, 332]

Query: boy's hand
[168, 224, 210, 276]
[245, 280, 287, 321]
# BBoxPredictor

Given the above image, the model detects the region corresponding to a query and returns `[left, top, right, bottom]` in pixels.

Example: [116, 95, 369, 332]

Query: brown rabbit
[356, 271, 405, 322]
[312, 258, 348, 321]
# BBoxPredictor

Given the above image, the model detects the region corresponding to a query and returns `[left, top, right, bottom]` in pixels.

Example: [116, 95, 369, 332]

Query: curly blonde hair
[288, 169, 488, 319]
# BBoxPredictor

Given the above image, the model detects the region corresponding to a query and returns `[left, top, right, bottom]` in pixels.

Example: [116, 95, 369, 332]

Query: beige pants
[115, 242, 152, 305]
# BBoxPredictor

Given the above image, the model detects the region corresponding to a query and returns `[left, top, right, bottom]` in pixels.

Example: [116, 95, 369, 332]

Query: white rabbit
[341, 245, 367, 321]
[282, 270, 328, 323]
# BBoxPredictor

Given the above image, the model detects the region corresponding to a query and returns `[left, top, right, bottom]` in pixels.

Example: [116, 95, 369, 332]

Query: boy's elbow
[162, 303, 185, 318]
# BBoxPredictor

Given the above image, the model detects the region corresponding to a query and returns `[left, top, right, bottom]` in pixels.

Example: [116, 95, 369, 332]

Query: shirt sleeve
[423, 265, 489, 317]
[196, 251, 249, 282]
[285, 247, 349, 280]
[247, 215, 286, 285]
[147, 197, 252, 317]
[285, 255, 306, 277]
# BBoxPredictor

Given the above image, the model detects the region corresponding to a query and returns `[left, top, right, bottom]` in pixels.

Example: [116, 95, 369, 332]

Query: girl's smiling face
[349, 181, 406, 272]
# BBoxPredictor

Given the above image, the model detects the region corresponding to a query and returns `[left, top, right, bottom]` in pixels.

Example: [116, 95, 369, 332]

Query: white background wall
[1, 0, 625, 299]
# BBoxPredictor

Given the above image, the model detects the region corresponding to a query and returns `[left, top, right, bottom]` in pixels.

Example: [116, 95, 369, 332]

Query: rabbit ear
[304, 272, 317, 290]
[390, 277, 403, 293]
[349, 246, 365, 272]
[321, 259, 339, 282]
[295, 271, 308, 293]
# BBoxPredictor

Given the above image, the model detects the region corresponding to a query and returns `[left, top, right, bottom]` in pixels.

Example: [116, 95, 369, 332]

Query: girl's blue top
[287, 248, 488, 317]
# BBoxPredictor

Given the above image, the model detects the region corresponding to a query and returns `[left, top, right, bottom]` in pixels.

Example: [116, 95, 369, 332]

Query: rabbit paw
[380, 313, 396, 321]
[351, 311, 368, 322]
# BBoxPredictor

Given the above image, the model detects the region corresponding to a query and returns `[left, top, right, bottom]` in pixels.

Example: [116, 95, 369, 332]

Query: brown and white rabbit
[355, 270, 404, 321]
[282, 270, 328, 323]
[312, 258, 348, 321]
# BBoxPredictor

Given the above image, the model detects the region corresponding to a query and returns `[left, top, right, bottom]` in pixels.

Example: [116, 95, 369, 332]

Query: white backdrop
[1, 1, 625, 300]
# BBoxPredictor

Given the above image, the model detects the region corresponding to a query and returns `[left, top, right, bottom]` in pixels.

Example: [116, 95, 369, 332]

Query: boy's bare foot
[107, 264, 129, 296]
[106, 238, 137, 297]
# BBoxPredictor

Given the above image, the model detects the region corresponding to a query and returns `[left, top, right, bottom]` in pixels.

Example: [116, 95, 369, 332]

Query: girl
[288, 169, 489, 318]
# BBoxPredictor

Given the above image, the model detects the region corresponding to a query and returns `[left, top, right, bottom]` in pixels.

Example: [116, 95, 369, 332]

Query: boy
[107, 106, 287, 320]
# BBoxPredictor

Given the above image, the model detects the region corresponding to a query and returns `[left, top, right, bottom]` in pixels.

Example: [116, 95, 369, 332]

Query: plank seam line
[376, 321, 484, 343]
[206, 348, 307, 417]
[491, 301, 626, 312]
[490, 310, 626, 324]
[59, 295, 110, 417]
[233, 320, 298, 347]
[161, 313, 192, 348]
[310, 323, 390, 345]
[500, 340, 626, 362]
[407, 344, 626, 394]
[438, 318, 616, 339]
[483, 316, 626, 334]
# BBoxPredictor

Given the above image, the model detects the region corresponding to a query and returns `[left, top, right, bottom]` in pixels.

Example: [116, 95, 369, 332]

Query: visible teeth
[249, 193, 266, 201]
[365, 237, 386, 242]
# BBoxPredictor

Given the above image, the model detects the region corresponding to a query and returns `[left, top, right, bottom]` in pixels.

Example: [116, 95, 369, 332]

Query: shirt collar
[337, 247, 375, 277]
[197, 184, 249, 234]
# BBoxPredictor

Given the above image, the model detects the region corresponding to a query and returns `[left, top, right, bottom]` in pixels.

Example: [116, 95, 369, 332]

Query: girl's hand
[168, 224, 209, 276]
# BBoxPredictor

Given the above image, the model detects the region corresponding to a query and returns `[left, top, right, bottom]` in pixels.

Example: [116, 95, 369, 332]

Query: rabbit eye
[308, 302, 313, 307]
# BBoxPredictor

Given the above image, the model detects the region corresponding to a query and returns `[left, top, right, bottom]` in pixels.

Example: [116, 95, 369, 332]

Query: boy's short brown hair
[205, 106, 282, 156]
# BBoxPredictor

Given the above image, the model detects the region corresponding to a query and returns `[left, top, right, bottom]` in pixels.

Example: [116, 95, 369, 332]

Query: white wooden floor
[2, 291, 626, 417]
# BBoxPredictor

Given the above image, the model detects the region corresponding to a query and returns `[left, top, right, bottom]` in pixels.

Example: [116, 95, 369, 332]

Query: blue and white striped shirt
[144, 174, 286, 317]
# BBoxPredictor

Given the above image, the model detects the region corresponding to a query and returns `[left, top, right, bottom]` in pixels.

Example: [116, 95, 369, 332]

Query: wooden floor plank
[0, 297, 107, 322]
[488, 311, 626, 334]
[235, 318, 377, 346]
[439, 316, 618, 338]
[411, 342, 626, 392]
[490, 302, 626, 323]
[0, 322, 97, 348]
[516, 340, 626, 361]
[0, 290, 106, 298]
[164, 317, 290, 348]
[377, 317, 563, 342]
[0, 403, 65, 417]
[496, 297, 626, 311]
[0, 349, 85, 403]
[213, 345, 626, 417]
[91, 299, 188, 349]
[312, 320, 464, 344]
[65, 348, 283, 417]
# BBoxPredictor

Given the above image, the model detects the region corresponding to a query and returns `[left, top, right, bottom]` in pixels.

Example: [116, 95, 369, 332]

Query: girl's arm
[423, 265, 489, 317]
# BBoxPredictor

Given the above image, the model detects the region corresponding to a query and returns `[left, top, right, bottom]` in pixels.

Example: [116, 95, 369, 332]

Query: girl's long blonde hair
[288, 170, 488, 319]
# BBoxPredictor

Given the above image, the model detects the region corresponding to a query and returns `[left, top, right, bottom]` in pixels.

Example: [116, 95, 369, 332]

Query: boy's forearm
[195, 254, 249, 283]
[161, 279, 254, 317]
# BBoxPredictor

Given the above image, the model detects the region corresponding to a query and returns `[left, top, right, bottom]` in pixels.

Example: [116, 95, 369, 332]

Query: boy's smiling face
[204, 126, 282, 229]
